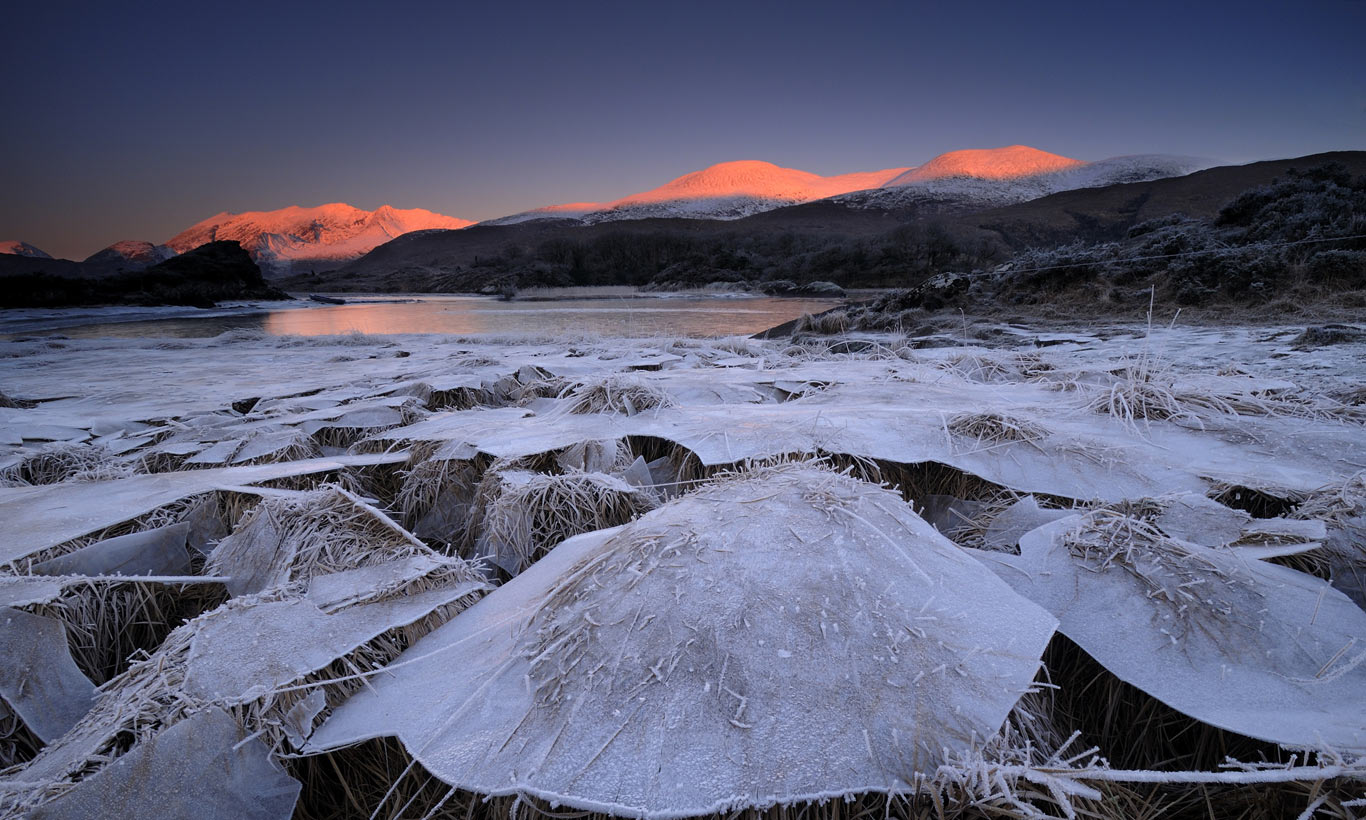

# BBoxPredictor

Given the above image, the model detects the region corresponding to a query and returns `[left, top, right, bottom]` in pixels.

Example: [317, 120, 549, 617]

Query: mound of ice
[309, 465, 1056, 817]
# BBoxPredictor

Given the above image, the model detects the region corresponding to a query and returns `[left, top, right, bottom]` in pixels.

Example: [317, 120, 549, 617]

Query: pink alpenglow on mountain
[166, 203, 474, 272]
[885, 145, 1086, 185]
[491, 160, 910, 224]
[612, 160, 910, 205]
[0, 241, 53, 259]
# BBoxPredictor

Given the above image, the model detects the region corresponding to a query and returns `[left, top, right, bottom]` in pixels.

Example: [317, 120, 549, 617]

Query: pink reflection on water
[39, 296, 843, 339]
[263, 301, 493, 335]
[260, 297, 840, 338]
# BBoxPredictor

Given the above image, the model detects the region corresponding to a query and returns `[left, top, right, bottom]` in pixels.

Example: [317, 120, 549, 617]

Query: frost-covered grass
[1, 320, 1364, 819]
[560, 374, 675, 416]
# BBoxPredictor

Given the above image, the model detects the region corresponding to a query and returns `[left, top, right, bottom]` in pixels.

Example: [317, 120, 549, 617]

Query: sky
[3, 0, 1363, 260]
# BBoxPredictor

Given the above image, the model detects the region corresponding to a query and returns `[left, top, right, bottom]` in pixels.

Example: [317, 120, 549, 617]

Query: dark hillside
[0, 241, 289, 308]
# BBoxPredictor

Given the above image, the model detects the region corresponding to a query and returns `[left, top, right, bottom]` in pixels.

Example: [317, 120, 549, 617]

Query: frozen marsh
[0, 319, 1364, 819]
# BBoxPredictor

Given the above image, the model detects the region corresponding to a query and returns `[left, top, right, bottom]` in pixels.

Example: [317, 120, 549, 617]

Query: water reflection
[39, 296, 841, 340]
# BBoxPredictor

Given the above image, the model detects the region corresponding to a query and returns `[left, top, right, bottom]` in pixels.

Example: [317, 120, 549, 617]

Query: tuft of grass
[793, 310, 850, 336]
[471, 470, 657, 575]
[948, 412, 1048, 446]
[233, 429, 323, 466]
[26, 579, 227, 687]
[1063, 510, 1250, 638]
[560, 375, 674, 416]
[206, 486, 461, 590]
[0, 443, 136, 487]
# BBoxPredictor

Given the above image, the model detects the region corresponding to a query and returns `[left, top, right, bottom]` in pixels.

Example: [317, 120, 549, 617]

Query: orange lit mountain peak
[613, 160, 910, 206]
[165, 203, 474, 271]
[890, 145, 1085, 185]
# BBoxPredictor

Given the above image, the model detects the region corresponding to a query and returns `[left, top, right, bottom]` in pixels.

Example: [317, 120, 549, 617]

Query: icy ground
[1, 320, 1364, 818]
[3, 321, 1362, 478]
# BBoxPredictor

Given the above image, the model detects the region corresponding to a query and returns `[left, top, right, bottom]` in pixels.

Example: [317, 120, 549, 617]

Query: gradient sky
[4, 0, 1363, 259]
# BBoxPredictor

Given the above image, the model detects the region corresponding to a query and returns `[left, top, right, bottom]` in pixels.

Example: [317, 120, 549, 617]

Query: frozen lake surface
[0, 294, 841, 339]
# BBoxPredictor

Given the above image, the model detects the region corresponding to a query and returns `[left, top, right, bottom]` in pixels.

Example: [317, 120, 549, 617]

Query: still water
[8, 295, 843, 340]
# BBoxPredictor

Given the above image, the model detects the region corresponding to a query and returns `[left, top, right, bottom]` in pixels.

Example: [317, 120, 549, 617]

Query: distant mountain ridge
[165, 203, 475, 274]
[485, 146, 1214, 227]
[83, 240, 176, 272]
[836, 153, 1216, 213]
[485, 160, 911, 225]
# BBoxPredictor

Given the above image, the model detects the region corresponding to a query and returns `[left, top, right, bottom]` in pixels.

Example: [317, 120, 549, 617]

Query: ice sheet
[31, 523, 191, 577]
[0, 453, 405, 565]
[182, 581, 487, 702]
[978, 516, 1366, 752]
[0, 609, 96, 742]
[28, 707, 300, 820]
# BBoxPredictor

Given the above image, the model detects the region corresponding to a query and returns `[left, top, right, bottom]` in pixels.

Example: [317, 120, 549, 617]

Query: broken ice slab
[0, 608, 96, 743]
[977, 514, 1366, 753]
[0, 452, 407, 566]
[27, 707, 300, 820]
[181, 578, 487, 702]
[31, 522, 192, 578]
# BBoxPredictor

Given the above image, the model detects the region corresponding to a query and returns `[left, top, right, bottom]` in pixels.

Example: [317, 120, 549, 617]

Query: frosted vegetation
[846, 164, 1366, 321]
[0, 318, 1364, 819]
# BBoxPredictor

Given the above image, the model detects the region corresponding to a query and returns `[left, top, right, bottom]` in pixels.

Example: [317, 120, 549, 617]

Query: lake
[1, 293, 843, 340]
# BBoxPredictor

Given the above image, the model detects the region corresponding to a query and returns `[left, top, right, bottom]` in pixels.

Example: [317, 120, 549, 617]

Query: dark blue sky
[4, 0, 1363, 259]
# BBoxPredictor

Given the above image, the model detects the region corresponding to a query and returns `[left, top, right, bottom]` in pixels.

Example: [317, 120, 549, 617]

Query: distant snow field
[0, 320, 1363, 818]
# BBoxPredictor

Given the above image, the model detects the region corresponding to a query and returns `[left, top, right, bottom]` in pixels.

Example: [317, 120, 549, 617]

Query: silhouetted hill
[0, 241, 289, 308]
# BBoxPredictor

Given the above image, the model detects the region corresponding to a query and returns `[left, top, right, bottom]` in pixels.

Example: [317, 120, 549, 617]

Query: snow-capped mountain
[485, 160, 911, 225]
[82, 240, 176, 270]
[485, 147, 1215, 227]
[836, 148, 1216, 211]
[166, 203, 474, 273]
[884, 145, 1086, 185]
[0, 241, 52, 258]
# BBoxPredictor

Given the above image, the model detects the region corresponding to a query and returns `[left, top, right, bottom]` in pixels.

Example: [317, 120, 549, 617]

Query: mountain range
[484, 146, 1212, 226]
[3, 145, 1340, 287]
[164, 204, 475, 274]
[287, 150, 1365, 295]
